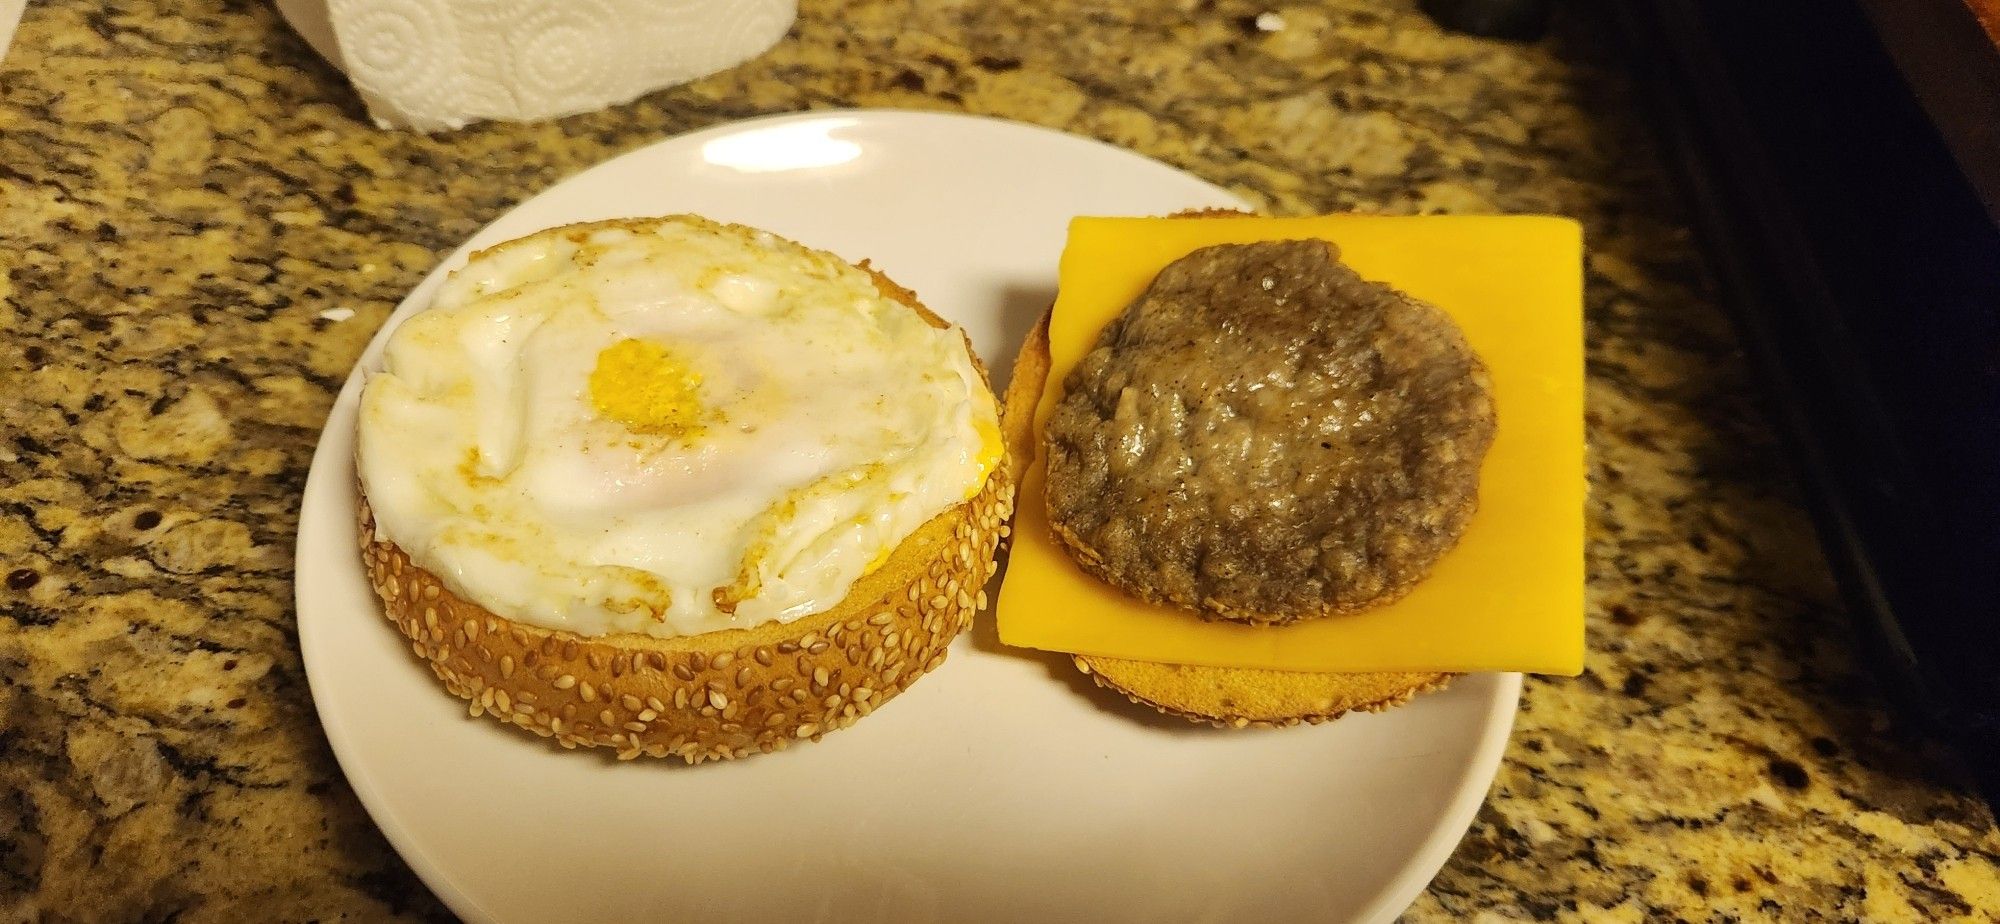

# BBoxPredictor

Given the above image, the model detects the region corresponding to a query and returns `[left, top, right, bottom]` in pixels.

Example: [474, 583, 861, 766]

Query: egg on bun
[355, 215, 1011, 762]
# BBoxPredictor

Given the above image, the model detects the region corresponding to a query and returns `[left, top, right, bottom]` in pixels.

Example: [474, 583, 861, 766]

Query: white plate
[295, 110, 1520, 924]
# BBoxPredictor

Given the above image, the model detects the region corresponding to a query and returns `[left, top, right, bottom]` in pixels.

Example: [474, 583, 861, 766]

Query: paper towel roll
[274, 0, 796, 132]
[0, 0, 26, 66]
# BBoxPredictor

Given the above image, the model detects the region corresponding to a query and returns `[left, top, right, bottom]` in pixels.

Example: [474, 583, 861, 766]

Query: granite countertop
[3, 0, 1997, 920]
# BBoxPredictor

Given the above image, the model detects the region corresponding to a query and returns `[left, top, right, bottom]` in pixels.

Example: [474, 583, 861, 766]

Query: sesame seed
[637, 709, 657, 722]
[625, 721, 649, 733]
[808, 642, 829, 654]
[621, 694, 642, 711]
[518, 691, 538, 705]
[868, 612, 894, 626]
[795, 723, 819, 738]
[708, 690, 728, 710]
[579, 682, 598, 702]
[735, 667, 752, 687]
[754, 648, 773, 666]
[712, 652, 735, 669]
[672, 664, 695, 681]
[553, 674, 578, 690]
[812, 667, 830, 689]
[645, 696, 666, 712]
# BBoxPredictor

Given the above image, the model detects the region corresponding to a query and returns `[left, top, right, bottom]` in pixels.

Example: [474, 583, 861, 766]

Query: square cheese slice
[996, 214, 1585, 675]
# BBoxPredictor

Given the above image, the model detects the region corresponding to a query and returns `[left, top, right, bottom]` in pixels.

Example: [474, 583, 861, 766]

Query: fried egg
[356, 216, 1002, 638]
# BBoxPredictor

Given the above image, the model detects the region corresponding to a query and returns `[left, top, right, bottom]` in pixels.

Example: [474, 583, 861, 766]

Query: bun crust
[359, 232, 1012, 762]
[1007, 284, 1449, 726]
[1075, 656, 1450, 728]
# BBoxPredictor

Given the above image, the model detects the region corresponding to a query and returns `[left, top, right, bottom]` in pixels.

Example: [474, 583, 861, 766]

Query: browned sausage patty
[1043, 240, 1495, 624]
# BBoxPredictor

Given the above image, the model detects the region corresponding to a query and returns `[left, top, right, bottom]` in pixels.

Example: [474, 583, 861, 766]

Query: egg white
[357, 217, 998, 638]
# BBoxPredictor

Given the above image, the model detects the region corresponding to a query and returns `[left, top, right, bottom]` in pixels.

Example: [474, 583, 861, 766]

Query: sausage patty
[1043, 239, 1495, 624]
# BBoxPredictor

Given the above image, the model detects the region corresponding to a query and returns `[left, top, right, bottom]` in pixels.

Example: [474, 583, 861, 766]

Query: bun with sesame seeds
[356, 217, 1011, 762]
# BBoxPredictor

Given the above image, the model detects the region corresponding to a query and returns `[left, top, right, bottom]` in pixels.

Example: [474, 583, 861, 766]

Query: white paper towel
[274, 0, 795, 132]
[0, 0, 26, 66]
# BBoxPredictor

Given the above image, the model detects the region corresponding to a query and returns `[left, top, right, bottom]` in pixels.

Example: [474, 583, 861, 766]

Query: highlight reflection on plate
[295, 110, 1519, 924]
[700, 116, 865, 173]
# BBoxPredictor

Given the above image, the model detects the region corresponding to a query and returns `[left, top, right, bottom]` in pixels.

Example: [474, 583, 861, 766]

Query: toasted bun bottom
[1074, 656, 1451, 728]
[1005, 292, 1450, 727]
[359, 466, 1010, 762]
[358, 227, 1012, 762]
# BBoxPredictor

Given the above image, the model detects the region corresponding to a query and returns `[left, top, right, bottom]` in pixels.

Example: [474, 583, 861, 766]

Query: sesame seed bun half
[358, 235, 1012, 763]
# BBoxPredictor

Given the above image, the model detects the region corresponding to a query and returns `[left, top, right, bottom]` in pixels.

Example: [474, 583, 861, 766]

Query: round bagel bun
[1003, 228, 1450, 727]
[359, 224, 1013, 763]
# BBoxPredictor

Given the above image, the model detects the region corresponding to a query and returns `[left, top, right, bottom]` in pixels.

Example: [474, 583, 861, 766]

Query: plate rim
[293, 108, 1521, 924]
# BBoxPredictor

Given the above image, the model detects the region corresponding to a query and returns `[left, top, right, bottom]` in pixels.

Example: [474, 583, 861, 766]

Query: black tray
[1614, 0, 2000, 804]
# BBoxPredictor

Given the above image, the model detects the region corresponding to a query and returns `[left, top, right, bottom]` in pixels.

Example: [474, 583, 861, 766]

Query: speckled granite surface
[2, 0, 1997, 920]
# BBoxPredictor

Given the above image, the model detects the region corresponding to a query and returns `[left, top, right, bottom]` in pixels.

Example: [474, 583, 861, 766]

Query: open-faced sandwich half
[355, 215, 1011, 762]
[998, 209, 1586, 726]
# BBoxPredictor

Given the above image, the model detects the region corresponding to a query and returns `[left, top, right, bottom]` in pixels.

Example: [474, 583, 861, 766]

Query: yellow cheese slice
[996, 214, 1585, 675]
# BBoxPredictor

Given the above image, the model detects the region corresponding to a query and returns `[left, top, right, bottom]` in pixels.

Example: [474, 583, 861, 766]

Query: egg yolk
[589, 338, 707, 439]
[970, 415, 1003, 498]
